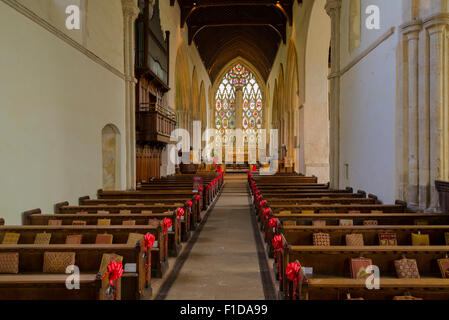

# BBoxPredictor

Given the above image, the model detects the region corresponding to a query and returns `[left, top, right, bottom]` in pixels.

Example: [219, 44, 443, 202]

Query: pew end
[54, 201, 69, 213]
[0, 218, 4, 226]
[345, 187, 354, 193]
[79, 195, 90, 205]
[22, 208, 41, 225]
[395, 199, 408, 208]
[357, 190, 367, 198]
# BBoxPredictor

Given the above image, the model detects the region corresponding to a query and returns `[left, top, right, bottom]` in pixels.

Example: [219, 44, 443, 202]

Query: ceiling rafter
[169, 0, 301, 82]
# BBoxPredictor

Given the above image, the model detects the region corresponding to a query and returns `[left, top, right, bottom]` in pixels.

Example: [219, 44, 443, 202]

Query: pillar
[326, 0, 342, 188]
[403, 22, 422, 206]
[424, 14, 449, 210]
[122, 0, 140, 190]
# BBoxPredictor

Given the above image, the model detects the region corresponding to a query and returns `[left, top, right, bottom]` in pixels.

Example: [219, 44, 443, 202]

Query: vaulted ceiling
[170, 0, 301, 83]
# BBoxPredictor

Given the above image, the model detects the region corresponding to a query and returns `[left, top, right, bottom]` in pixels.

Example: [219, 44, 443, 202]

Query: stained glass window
[215, 64, 263, 145]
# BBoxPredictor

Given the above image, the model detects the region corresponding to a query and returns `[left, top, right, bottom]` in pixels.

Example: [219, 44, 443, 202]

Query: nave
[155, 177, 268, 300]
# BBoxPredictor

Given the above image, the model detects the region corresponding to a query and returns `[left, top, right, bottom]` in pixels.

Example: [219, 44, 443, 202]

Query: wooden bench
[55, 202, 192, 242]
[0, 225, 167, 278]
[80, 196, 203, 224]
[264, 214, 448, 258]
[98, 189, 203, 222]
[0, 244, 148, 300]
[281, 245, 449, 300]
[281, 225, 449, 246]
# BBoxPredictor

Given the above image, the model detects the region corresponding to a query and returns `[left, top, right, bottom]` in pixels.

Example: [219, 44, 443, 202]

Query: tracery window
[215, 64, 263, 145]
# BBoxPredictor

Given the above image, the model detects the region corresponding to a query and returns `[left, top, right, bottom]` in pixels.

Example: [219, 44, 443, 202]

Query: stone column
[424, 15, 449, 210]
[326, 0, 342, 188]
[235, 88, 243, 131]
[403, 22, 422, 206]
[122, 0, 140, 190]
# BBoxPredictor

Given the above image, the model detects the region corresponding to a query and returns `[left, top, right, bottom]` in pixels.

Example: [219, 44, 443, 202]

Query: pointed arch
[199, 81, 207, 130]
[212, 57, 266, 95]
[175, 43, 192, 132]
[272, 80, 279, 130]
[191, 68, 199, 120]
[285, 41, 301, 172]
[212, 58, 266, 145]
[175, 43, 191, 112]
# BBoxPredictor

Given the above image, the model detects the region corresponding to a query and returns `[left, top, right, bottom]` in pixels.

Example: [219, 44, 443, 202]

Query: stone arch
[211, 57, 267, 133]
[191, 68, 199, 120]
[277, 64, 286, 156]
[175, 43, 192, 132]
[272, 80, 279, 130]
[303, 0, 331, 182]
[212, 57, 266, 96]
[199, 81, 207, 130]
[102, 124, 121, 190]
[285, 41, 300, 172]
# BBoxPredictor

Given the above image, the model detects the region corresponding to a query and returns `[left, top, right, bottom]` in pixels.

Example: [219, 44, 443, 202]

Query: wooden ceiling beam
[189, 22, 286, 45]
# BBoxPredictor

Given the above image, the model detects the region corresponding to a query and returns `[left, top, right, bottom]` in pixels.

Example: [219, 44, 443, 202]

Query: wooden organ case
[135, 0, 175, 182]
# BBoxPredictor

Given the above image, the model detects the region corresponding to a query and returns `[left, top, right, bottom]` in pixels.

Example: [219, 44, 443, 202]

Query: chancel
[0, 0, 449, 303]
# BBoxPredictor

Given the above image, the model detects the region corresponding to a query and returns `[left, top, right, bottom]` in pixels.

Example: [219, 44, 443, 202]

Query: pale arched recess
[285, 42, 300, 172]
[199, 81, 207, 131]
[175, 43, 192, 133]
[191, 68, 199, 120]
[102, 124, 121, 190]
[277, 65, 285, 161]
[303, 0, 331, 182]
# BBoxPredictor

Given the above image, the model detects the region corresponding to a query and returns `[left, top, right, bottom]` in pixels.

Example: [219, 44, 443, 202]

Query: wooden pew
[258, 203, 409, 241]
[264, 197, 380, 205]
[98, 189, 203, 222]
[0, 244, 148, 300]
[0, 225, 167, 278]
[79, 196, 203, 225]
[268, 203, 408, 214]
[281, 225, 449, 246]
[272, 213, 449, 226]
[22, 210, 179, 267]
[55, 202, 192, 242]
[281, 245, 449, 300]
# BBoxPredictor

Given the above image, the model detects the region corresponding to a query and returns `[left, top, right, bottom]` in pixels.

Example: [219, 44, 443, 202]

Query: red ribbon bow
[256, 195, 262, 202]
[272, 235, 282, 250]
[262, 208, 271, 219]
[269, 218, 277, 229]
[194, 195, 200, 200]
[102, 261, 124, 300]
[163, 218, 172, 234]
[162, 218, 172, 260]
[199, 186, 204, 192]
[272, 235, 283, 280]
[186, 200, 193, 208]
[260, 200, 267, 208]
[144, 233, 155, 250]
[144, 233, 155, 282]
[176, 208, 185, 219]
[286, 261, 304, 300]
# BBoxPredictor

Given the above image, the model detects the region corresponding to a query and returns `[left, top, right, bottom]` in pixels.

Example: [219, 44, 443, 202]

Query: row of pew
[0, 172, 224, 300]
[248, 172, 449, 300]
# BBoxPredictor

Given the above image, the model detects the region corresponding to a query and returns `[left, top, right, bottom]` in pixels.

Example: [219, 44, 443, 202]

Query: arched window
[215, 64, 263, 144]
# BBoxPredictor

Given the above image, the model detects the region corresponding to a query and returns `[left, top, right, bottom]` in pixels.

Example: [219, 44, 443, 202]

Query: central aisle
[158, 178, 267, 300]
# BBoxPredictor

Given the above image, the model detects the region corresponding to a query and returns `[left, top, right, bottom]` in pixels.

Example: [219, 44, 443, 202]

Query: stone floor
[154, 178, 271, 300]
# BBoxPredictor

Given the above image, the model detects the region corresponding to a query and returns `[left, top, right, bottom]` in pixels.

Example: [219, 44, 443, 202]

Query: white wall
[339, 0, 402, 203]
[0, 1, 126, 224]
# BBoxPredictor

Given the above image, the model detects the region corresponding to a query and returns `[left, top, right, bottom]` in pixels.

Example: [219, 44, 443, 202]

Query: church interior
[1, 0, 449, 303]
